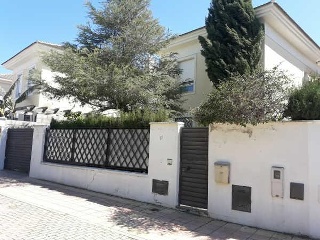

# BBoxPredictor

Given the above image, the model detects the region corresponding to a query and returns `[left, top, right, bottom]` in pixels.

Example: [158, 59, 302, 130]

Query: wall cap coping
[33, 124, 50, 127]
[150, 122, 184, 126]
[209, 120, 320, 133]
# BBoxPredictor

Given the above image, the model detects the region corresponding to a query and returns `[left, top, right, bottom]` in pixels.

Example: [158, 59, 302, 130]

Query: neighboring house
[1, 41, 92, 119]
[0, 74, 13, 94]
[164, 1, 320, 113]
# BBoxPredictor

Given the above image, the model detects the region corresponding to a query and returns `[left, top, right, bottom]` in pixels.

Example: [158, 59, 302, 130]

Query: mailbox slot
[214, 161, 230, 184]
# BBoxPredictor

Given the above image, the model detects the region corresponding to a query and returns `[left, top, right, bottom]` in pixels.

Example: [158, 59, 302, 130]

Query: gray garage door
[4, 128, 34, 173]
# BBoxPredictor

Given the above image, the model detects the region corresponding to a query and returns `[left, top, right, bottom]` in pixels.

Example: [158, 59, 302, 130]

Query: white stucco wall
[39, 69, 92, 113]
[0, 78, 13, 93]
[0, 121, 7, 170]
[264, 23, 319, 86]
[164, 30, 212, 112]
[29, 122, 184, 208]
[208, 122, 320, 238]
[306, 124, 320, 238]
[2, 119, 320, 237]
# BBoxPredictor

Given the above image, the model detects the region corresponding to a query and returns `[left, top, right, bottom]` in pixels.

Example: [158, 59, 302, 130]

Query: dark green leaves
[37, 0, 183, 115]
[285, 77, 320, 120]
[199, 0, 264, 86]
[194, 68, 293, 126]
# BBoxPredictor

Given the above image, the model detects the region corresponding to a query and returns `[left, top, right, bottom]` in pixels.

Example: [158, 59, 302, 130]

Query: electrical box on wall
[214, 161, 230, 184]
[152, 179, 169, 196]
[271, 166, 284, 198]
[290, 182, 304, 200]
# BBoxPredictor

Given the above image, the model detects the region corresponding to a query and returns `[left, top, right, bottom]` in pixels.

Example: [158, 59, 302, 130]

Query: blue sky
[1, 0, 319, 73]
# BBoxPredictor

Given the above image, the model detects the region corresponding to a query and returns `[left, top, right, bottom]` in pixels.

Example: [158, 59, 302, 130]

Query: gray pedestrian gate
[179, 127, 208, 209]
[4, 128, 34, 173]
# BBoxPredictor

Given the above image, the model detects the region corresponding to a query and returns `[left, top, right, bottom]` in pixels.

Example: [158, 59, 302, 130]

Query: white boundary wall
[208, 122, 320, 238]
[29, 122, 184, 208]
[3, 119, 320, 238]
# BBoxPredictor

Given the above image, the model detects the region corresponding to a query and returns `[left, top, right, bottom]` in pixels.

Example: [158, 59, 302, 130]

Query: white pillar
[148, 122, 184, 208]
[0, 127, 8, 170]
[29, 125, 48, 178]
[307, 122, 320, 239]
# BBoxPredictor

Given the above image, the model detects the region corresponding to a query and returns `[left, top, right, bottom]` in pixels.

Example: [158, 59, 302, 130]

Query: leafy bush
[193, 68, 292, 126]
[50, 109, 169, 129]
[284, 79, 320, 120]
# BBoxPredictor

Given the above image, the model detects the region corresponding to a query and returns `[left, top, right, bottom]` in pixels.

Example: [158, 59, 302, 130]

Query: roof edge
[272, 2, 320, 51]
[177, 2, 320, 52]
[1, 41, 62, 66]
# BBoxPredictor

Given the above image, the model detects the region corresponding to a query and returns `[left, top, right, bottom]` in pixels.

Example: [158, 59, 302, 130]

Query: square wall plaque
[152, 179, 169, 195]
[290, 182, 304, 200]
[232, 185, 251, 213]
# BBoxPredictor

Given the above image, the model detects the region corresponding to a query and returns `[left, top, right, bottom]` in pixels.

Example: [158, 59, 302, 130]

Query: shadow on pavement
[0, 170, 269, 239]
[0, 170, 30, 188]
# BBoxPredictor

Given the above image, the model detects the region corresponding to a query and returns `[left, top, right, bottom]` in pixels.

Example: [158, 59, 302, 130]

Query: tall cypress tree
[199, 0, 264, 86]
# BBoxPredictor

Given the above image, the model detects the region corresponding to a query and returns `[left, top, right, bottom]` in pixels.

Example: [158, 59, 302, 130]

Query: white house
[1, 41, 92, 120]
[164, 1, 320, 112]
[2, 2, 320, 120]
[0, 74, 14, 108]
[0, 74, 14, 93]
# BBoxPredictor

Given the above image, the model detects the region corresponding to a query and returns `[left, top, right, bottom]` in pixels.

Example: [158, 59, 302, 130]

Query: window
[26, 67, 36, 96]
[15, 74, 22, 99]
[179, 57, 195, 94]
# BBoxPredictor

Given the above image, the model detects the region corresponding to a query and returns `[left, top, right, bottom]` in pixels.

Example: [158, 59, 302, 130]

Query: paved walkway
[0, 170, 312, 240]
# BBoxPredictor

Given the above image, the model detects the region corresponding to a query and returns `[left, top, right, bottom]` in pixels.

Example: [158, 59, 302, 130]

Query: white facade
[165, 2, 320, 111]
[1, 41, 92, 114]
[264, 25, 306, 86]
[0, 74, 13, 93]
[257, 4, 320, 86]
[163, 28, 212, 111]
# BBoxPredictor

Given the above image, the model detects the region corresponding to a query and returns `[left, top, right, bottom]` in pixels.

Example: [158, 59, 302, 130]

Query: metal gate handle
[182, 166, 191, 172]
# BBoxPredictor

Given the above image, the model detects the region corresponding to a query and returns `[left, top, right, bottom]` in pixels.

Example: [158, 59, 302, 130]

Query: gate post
[29, 125, 48, 177]
[148, 122, 184, 208]
[0, 125, 8, 170]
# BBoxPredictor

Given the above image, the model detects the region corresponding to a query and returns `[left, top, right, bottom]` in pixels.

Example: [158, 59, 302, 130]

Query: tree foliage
[284, 77, 320, 120]
[193, 67, 293, 126]
[199, 0, 264, 86]
[35, 0, 183, 114]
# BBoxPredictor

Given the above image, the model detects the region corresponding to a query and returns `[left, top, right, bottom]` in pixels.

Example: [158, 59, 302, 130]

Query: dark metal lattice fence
[44, 128, 150, 173]
[175, 117, 194, 128]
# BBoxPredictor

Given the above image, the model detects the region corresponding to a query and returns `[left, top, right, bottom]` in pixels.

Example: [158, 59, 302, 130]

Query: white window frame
[27, 66, 36, 96]
[178, 54, 197, 95]
[15, 73, 23, 99]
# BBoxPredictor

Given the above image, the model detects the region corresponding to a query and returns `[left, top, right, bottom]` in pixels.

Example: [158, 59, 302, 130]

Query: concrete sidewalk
[0, 170, 312, 240]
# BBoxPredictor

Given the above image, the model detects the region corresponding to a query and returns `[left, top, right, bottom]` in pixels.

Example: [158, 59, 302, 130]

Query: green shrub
[50, 109, 169, 129]
[284, 80, 320, 120]
[193, 68, 292, 126]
